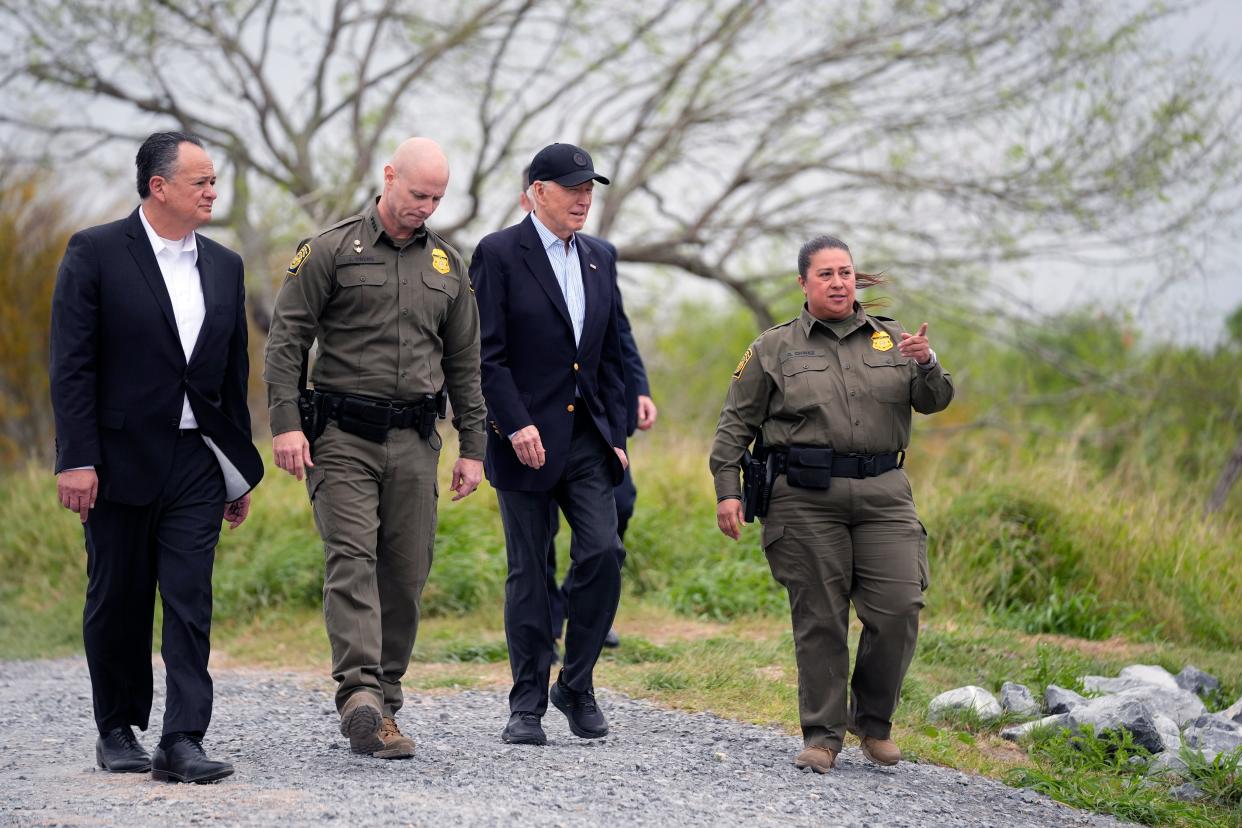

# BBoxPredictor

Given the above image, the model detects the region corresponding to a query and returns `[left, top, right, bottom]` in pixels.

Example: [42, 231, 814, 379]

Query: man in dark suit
[50, 131, 263, 783]
[517, 169, 658, 652]
[471, 143, 628, 746]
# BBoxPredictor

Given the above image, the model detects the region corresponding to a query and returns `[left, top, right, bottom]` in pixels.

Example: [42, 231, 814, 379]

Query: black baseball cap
[527, 143, 610, 187]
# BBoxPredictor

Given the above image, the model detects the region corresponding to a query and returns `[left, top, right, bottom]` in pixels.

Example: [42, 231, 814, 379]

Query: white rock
[1066, 695, 1164, 754]
[1118, 664, 1180, 690]
[1152, 713, 1182, 754]
[1045, 684, 1088, 714]
[1223, 696, 1242, 724]
[928, 685, 1003, 721]
[1000, 682, 1041, 717]
[1114, 686, 1206, 728]
[1000, 714, 1069, 742]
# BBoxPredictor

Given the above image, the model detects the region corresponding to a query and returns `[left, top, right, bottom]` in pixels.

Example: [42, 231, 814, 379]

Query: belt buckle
[856, 455, 876, 478]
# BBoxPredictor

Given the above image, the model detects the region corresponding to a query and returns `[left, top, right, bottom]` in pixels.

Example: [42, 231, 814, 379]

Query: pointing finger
[917, 322, 928, 337]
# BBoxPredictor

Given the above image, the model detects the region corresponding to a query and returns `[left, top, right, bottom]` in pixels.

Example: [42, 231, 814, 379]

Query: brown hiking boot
[793, 745, 837, 774]
[373, 717, 415, 760]
[858, 735, 901, 766]
[339, 692, 384, 755]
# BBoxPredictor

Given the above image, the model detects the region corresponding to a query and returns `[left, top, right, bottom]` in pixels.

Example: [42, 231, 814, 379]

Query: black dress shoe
[96, 726, 151, 773]
[550, 677, 608, 738]
[603, 628, 621, 648]
[152, 734, 234, 784]
[501, 712, 547, 746]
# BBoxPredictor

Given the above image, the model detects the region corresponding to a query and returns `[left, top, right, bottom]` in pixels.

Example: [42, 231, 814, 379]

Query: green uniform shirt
[709, 303, 954, 500]
[263, 199, 486, 459]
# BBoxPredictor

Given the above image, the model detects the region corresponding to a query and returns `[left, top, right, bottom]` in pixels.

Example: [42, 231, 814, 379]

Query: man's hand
[450, 458, 484, 501]
[223, 492, 251, 529]
[273, 430, 314, 480]
[57, 468, 98, 523]
[716, 497, 743, 541]
[636, 395, 658, 431]
[510, 425, 545, 469]
[614, 447, 629, 471]
[898, 322, 932, 365]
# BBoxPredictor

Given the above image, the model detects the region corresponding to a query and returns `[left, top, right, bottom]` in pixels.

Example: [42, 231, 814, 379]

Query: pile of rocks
[927, 664, 1242, 786]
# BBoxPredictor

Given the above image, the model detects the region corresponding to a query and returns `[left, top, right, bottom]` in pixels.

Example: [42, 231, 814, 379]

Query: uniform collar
[363, 197, 429, 250]
[799, 302, 867, 338]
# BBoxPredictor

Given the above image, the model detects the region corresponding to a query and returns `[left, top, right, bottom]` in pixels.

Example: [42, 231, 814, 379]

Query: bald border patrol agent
[710, 234, 953, 774]
[264, 138, 485, 760]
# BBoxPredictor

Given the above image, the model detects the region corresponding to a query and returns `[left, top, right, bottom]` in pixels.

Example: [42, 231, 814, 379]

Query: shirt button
[843, 363, 850, 369]
[359, 276, 367, 283]
[402, 308, 409, 316]
[567, 403, 575, 413]
[402, 278, 408, 285]
[850, 391, 856, 397]
[854, 419, 861, 426]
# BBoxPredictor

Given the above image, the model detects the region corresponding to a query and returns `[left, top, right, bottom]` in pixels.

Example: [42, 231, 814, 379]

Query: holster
[741, 430, 775, 523]
[297, 389, 328, 451]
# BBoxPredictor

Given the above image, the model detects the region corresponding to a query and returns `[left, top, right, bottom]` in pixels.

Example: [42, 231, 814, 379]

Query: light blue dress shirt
[530, 211, 585, 346]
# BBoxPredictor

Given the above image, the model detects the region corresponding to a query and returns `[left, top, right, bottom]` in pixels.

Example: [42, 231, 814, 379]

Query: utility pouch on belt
[741, 431, 774, 523]
[335, 396, 394, 443]
[784, 445, 834, 490]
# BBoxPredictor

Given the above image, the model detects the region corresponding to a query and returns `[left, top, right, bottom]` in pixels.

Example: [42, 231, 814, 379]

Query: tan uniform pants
[761, 468, 928, 752]
[306, 420, 439, 716]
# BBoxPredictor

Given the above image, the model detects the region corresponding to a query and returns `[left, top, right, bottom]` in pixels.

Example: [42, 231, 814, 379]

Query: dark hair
[136, 131, 203, 199]
[796, 234, 887, 291]
[521, 165, 531, 189]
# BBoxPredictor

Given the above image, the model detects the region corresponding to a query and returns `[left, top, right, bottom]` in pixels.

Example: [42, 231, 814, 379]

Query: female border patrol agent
[709, 235, 953, 774]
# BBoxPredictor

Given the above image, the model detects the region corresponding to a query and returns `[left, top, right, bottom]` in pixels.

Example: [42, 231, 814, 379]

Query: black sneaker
[501, 712, 547, 746]
[550, 677, 608, 739]
[151, 734, 234, 784]
[603, 628, 621, 648]
[96, 725, 151, 773]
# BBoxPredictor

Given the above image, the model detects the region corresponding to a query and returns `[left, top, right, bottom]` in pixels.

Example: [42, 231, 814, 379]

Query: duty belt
[309, 389, 445, 444]
[773, 445, 904, 490]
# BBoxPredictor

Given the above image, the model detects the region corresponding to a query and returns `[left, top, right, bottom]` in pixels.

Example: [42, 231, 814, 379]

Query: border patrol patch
[732, 347, 753, 380]
[286, 243, 311, 278]
[871, 330, 894, 352]
[431, 248, 451, 275]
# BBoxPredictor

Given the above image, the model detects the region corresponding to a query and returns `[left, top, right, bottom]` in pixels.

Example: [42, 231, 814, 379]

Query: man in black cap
[471, 143, 628, 745]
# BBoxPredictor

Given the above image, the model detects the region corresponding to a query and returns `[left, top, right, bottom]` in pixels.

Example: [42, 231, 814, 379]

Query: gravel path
[0, 658, 1130, 827]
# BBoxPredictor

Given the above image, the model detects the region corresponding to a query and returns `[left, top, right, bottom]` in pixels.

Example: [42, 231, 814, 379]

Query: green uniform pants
[306, 421, 439, 716]
[761, 468, 928, 752]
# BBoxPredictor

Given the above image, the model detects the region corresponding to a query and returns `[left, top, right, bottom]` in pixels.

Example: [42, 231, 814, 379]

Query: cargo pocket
[306, 466, 337, 540]
[761, 523, 799, 588]
[917, 520, 930, 592]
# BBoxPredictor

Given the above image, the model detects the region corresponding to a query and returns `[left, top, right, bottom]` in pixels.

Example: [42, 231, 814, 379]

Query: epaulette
[869, 314, 896, 322]
[314, 213, 364, 238]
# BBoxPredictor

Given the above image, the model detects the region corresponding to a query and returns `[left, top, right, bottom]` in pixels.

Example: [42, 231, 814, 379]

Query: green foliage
[1182, 746, 1242, 809]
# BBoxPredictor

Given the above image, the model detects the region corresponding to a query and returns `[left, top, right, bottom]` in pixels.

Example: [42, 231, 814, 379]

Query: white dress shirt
[530, 211, 586, 346]
[138, 205, 204, 429]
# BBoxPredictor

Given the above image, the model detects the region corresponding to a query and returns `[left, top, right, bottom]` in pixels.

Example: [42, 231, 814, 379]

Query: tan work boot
[858, 735, 901, 766]
[373, 716, 415, 760]
[339, 692, 384, 755]
[794, 745, 837, 774]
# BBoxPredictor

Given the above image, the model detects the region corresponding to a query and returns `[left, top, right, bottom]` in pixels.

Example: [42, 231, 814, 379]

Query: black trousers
[546, 464, 636, 638]
[82, 432, 225, 737]
[496, 411, 624, 715]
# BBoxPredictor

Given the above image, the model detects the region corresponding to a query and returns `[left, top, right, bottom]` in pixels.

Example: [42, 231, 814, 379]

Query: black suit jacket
[50, 207, 263, 506]
[471, 215, 627, 492]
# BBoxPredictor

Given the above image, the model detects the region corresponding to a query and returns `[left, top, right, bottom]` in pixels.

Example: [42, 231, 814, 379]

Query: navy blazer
[50, 208, 263, 506]
[582, 235, 650, 437]
[471, 215, 627, 492]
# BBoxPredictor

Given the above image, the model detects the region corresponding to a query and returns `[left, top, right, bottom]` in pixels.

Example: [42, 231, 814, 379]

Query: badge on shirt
[431, 248, 451, 275]
[286, 243, 311, 278]
[871, 331, 894, 352]
[732, 347, 753, 380]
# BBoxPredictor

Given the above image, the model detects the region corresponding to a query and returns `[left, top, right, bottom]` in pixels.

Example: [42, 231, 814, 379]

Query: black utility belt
[773, 445, 904, 489]
[314, 390, 445, 443]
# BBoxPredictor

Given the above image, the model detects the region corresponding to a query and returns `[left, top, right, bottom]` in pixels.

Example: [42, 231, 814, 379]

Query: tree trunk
[1205, 430, 1242, 515]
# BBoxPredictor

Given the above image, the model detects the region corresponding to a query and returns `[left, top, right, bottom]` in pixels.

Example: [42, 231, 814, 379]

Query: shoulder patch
[286, 243, 311, 278]
[732, 347, 754, 380]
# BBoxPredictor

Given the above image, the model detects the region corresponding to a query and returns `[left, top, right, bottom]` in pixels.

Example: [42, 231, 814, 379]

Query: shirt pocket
[334, 264, 389, 325]
[862, 351, 912, 404]
[420, 270, 460, 325]
[779, 352, 831, 411]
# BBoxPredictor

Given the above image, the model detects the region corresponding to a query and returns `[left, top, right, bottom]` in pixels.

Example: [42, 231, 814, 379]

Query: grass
[3, 410, 1241, 825]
